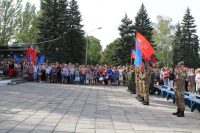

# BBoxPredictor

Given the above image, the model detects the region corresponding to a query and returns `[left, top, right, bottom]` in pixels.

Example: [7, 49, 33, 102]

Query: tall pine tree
[118, 13, 135, 65]
[67, 0, 85, 63]
[38, 0, 69, 63]
[172, 23, 182, 66]
[173, 8, 199, 68]
[134, 4, 154, 46]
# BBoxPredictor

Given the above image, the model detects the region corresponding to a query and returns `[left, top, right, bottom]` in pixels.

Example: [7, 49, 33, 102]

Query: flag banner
[13, 54, 20, 63]
[134, 39, 142, 66]
[36, 56, 39, 64]
[131, 49, 136, 59]
[38, 55, 45, 65]
[136, 32, 155, 60]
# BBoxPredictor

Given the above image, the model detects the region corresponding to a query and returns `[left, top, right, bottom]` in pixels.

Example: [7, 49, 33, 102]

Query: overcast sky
[26, 0, 200, 49]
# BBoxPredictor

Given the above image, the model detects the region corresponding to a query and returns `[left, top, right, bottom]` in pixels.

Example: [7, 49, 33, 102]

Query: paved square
[0, 83, 199, 133]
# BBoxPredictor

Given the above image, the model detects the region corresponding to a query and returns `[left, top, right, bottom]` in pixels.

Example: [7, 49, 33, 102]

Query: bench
[184, 93, 200, 112]
[154, 85, 200, 112]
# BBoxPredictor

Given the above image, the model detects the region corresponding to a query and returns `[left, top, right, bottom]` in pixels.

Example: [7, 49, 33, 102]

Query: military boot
[139, 96, 144, 102]
[177, 111, 184, 117]
[143, 100, 149, 105]
[172, 109, 180, 115]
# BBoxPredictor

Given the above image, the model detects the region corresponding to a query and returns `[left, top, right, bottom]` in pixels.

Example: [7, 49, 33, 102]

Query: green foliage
[0, 0, 22, 46]
[15, 2, 38, 43]
[172, 23, 182, 66]
[118, 13, 135, 65]
[134, 4, 154, 46]
[87, 36, 102, 65]
[100, 38, 123, 66]
[67, 0, 85, 63]
[153, 16, 175, 67]
[173, 8, 200, 68]
[37, 0, 85, 63]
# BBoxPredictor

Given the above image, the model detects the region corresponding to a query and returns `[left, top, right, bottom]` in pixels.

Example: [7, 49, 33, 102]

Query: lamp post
[85, 27, 102, 65]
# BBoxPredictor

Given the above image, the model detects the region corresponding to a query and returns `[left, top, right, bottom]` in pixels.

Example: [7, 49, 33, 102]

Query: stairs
[9, 78, 27, 85]
[0, 77, 27, 86]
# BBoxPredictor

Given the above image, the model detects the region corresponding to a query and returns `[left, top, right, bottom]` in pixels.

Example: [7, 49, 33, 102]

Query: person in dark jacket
[169, 69, 175, 89]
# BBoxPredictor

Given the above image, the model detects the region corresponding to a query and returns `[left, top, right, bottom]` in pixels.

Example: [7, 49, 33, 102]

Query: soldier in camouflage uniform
[127, 66, 136, 94]
[173, 61, 187, 117]
[142, 63, 151, 105]
[138, 68, 144, 102]
[135, 67, 140, 99]
[149, 69, 156, 95]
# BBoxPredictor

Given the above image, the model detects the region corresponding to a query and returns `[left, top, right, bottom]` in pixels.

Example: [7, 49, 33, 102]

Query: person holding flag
[133, 32, 155, 105]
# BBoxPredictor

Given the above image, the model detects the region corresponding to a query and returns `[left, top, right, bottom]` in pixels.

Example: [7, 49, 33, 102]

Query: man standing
[142, 63, 151, 105]
[173, 61, 187, 117]
[135, 67, 140, 99]
[127, 66, 136, 94]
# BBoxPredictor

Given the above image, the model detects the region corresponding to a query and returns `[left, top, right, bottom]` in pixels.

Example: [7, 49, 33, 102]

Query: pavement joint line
[51, 87, 85, 133]
[6, 87, 69, 132]
[30, 88, 76, 133]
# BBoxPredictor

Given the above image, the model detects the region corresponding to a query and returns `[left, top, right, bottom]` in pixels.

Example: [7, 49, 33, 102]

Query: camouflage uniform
[142, 66, 151, 104]
[127, 69, 132, 91]
[149, 70, 156, 95]
[128, 67, 136, 93]
[173, 61, 187, 117]
[135, 68, 140, 96]
[175, 69, 186, 111]
[138, 70, 144, 101]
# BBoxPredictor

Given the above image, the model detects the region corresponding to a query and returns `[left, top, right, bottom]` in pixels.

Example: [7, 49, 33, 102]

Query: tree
[37, 0, 70, 63]
[0, 0, 22, 46]
[173, 8, 199, 68]
[118, 13, 135, 65]
[172, 23, 182, 66]
[153, 16, 175, 67]
[67, 0, 85, 63]
[134, 4, 154, 46]
[87, 36, 102, 65]
[100, 38, 123, 66]
[15, 2, 38, 43]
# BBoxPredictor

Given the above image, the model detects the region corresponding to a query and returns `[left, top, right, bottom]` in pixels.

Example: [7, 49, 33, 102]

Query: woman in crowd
[106, 66, 112, 86]
[41, 63, 46, 82]
[195, 68, 200, 95]
[80, 65, 87, 84]
[74, 63, 80, 84]
[169, 68, 175, 89]
[118, 66, 123, 85]
[163, 68, 169, 86]
[187, 69, 195, 93]
[98, 66, 105, 85]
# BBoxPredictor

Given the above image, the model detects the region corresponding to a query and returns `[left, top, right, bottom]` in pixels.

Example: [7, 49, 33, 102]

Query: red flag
[136, 32, 155, 60]
[32, 48, 37, 63]
[26, 48, 31, 62]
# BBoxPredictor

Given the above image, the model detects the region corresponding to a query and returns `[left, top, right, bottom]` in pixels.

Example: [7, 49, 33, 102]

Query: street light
[85, 27, 102, 65]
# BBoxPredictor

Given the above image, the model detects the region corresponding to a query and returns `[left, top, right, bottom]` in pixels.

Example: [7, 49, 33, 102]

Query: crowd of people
[0, 60, 128, 86]
[154, 67, 200, 95]
[0, 59, 200, 95]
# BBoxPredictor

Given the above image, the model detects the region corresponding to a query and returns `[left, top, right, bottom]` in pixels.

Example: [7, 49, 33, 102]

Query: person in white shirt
[69, 64, 75, 84]
[33, 64, 38, 82]
[45, 65, 51, 82]
[118, 66, 123, 85]
[195, 68, 200, 94]
[62, 64, 69, 84]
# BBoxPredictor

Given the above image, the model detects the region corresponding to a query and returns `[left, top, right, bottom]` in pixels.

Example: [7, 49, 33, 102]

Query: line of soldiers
[127, 61, 186, 117]
[127, 61, 153, 105]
